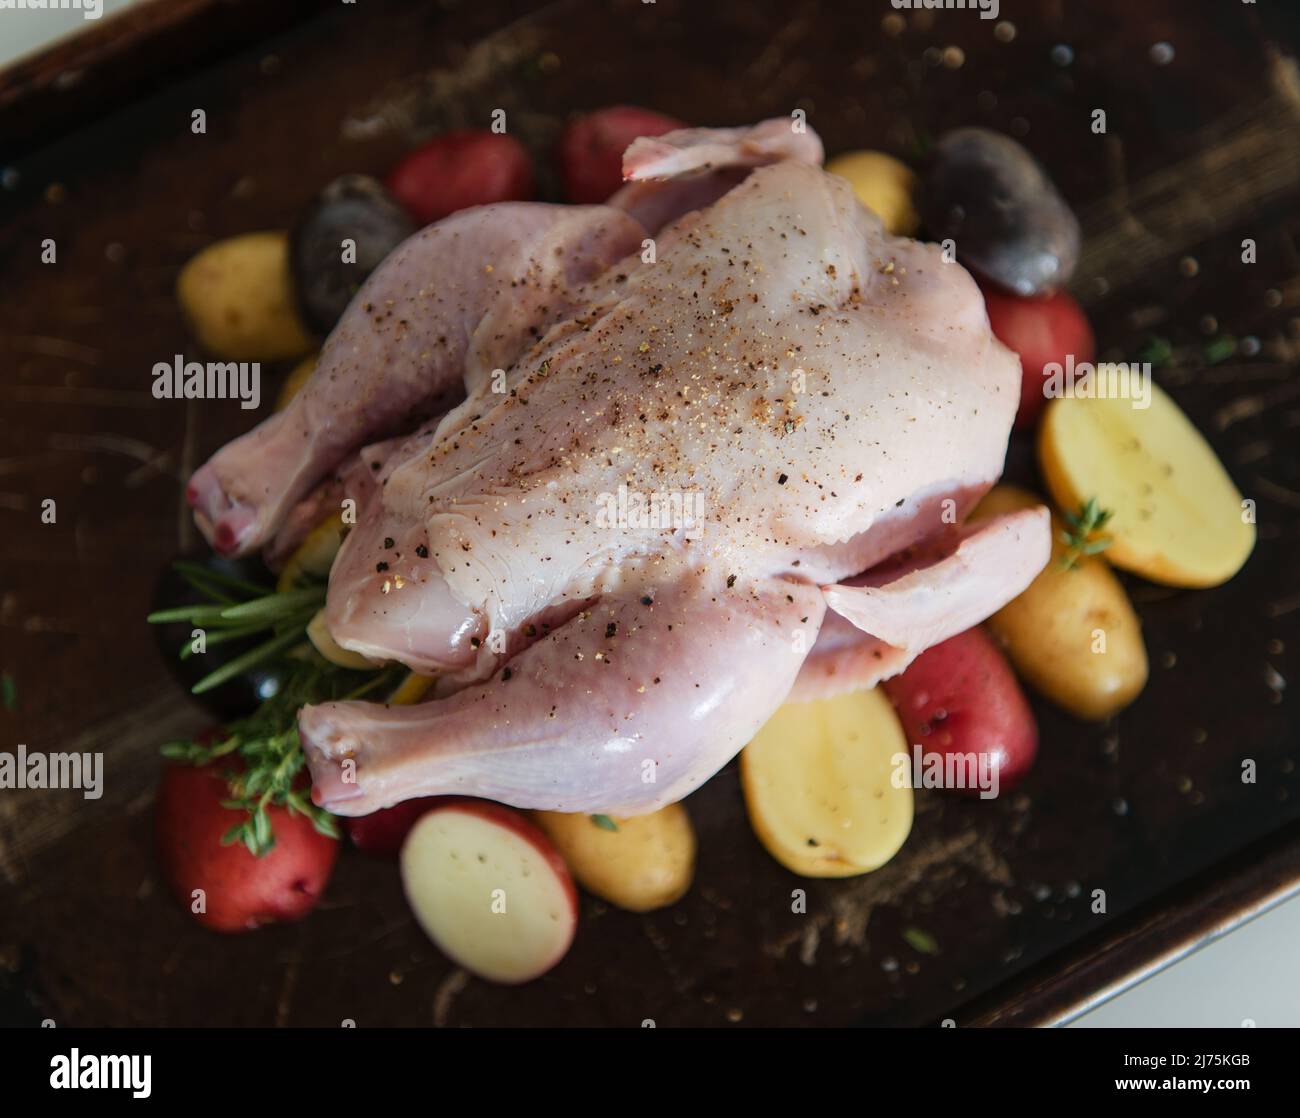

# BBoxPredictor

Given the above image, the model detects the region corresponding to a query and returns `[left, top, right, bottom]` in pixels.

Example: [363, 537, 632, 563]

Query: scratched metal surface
[1, 0, 1298, 1026]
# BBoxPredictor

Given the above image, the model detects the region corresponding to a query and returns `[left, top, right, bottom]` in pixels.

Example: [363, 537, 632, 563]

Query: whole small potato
[156, 760, 338, 932]
[973, 484, 1148, 720]
[825, 150, 919, 236]
[980, 285, 1094, 430]
[177, 232, 313, 362]
[559, 106, 684, 204]
[532, 805, 695, 912]
[882, 627, 1038, 796]
[921, 127, 1079, 296]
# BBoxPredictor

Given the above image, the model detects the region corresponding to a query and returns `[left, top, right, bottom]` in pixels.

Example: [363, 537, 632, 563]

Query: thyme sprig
[150, 560, 399, 856]
[1058, 497, 1114, 571]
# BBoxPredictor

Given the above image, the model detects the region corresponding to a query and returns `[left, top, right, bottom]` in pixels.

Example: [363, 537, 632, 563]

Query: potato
[740, 688, 912, 878]
[276, 352, 317, 411]
[403, 801, 577, 984]
[558, 106, 684, 204]
[156, 760, 338, 933]
[276, 511, 345, 593]
[973, 485, 1148, 720]
[532, 804, 695, 912]
[387, 130, 534, 224]
[825, 150, 919, 236]
[177, 232, 314, 361]
[345, 797, 445, 857]
[389, 671, 434, 705]
[1038, 371, 1255, 587]
[882, 628, 1037, 796]
[306, 608, 378, 670]
[980, 285, 1095, 430]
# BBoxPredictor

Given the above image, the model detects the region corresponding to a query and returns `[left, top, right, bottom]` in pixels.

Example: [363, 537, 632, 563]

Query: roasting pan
[1, 0, 1298, 1026]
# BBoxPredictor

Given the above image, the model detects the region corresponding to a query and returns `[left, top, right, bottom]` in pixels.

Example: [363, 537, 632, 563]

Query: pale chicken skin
[187, 120, 1050, 816]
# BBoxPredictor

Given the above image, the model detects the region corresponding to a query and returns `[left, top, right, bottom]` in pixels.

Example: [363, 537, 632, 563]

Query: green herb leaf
[591, 813, 619, 832]
[1137, 335, 1173, 369]
[903, 927, 939, 955]
[1057, 497, 1114, 571]
[1204, 335, 1236, 366]
[150, 558, 404, 857]
[191, 626, 307, 695]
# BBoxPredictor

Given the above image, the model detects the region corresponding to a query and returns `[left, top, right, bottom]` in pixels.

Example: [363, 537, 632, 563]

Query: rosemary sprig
[1058, 497, 1114, 571]
[147, 583, 326, 694]
[151, 560, 399, 856]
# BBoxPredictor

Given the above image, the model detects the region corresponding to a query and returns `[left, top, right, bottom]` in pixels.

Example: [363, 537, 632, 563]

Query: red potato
[386, 130, 534, 226]
[981, 284, 1095, 430]
[559, 105, 685, 203]
[156, 761, 338, 932]
[882, 627, 1038, 797]
[400, 799, 577, 984]
[344, 797, 446, 856]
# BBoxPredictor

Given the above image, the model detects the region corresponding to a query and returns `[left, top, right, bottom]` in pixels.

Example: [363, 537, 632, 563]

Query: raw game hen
[187, 119, 1050, 816]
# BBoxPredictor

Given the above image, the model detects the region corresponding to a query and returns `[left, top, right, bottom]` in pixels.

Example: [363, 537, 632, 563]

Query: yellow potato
[825, 150, 919, 236]
[389, 672, 434, 705]
[277, 353, 318, 411]
[532, 805, 695, 913]
[740, 687, 912, 878]
[306, 608, 377, 670]
[177, 232, 313, 361]
[1038, 372, 1254, 587]
[973, 485, 1148, 720]
[276, 513, 345, 593]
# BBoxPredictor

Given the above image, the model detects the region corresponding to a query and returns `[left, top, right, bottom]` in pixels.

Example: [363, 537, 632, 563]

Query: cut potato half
[741, 687, 913, 878]
[401, 801, 577, 984]
[1038, 371, 1254, 587]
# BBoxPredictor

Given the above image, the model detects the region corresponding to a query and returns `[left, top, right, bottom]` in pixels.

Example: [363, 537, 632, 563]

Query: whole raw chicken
[188, 119, 1050, 816]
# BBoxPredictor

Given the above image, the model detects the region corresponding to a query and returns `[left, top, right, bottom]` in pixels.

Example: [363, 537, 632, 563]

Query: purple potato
[921, 128, 1080, 296]
[290, 174, 416, 334]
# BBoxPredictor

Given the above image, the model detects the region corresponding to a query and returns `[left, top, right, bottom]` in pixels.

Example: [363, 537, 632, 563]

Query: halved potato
[1038, 371, 1254, 587]
[741, 687, 912, 878]
[973, 484, 1148, 720]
